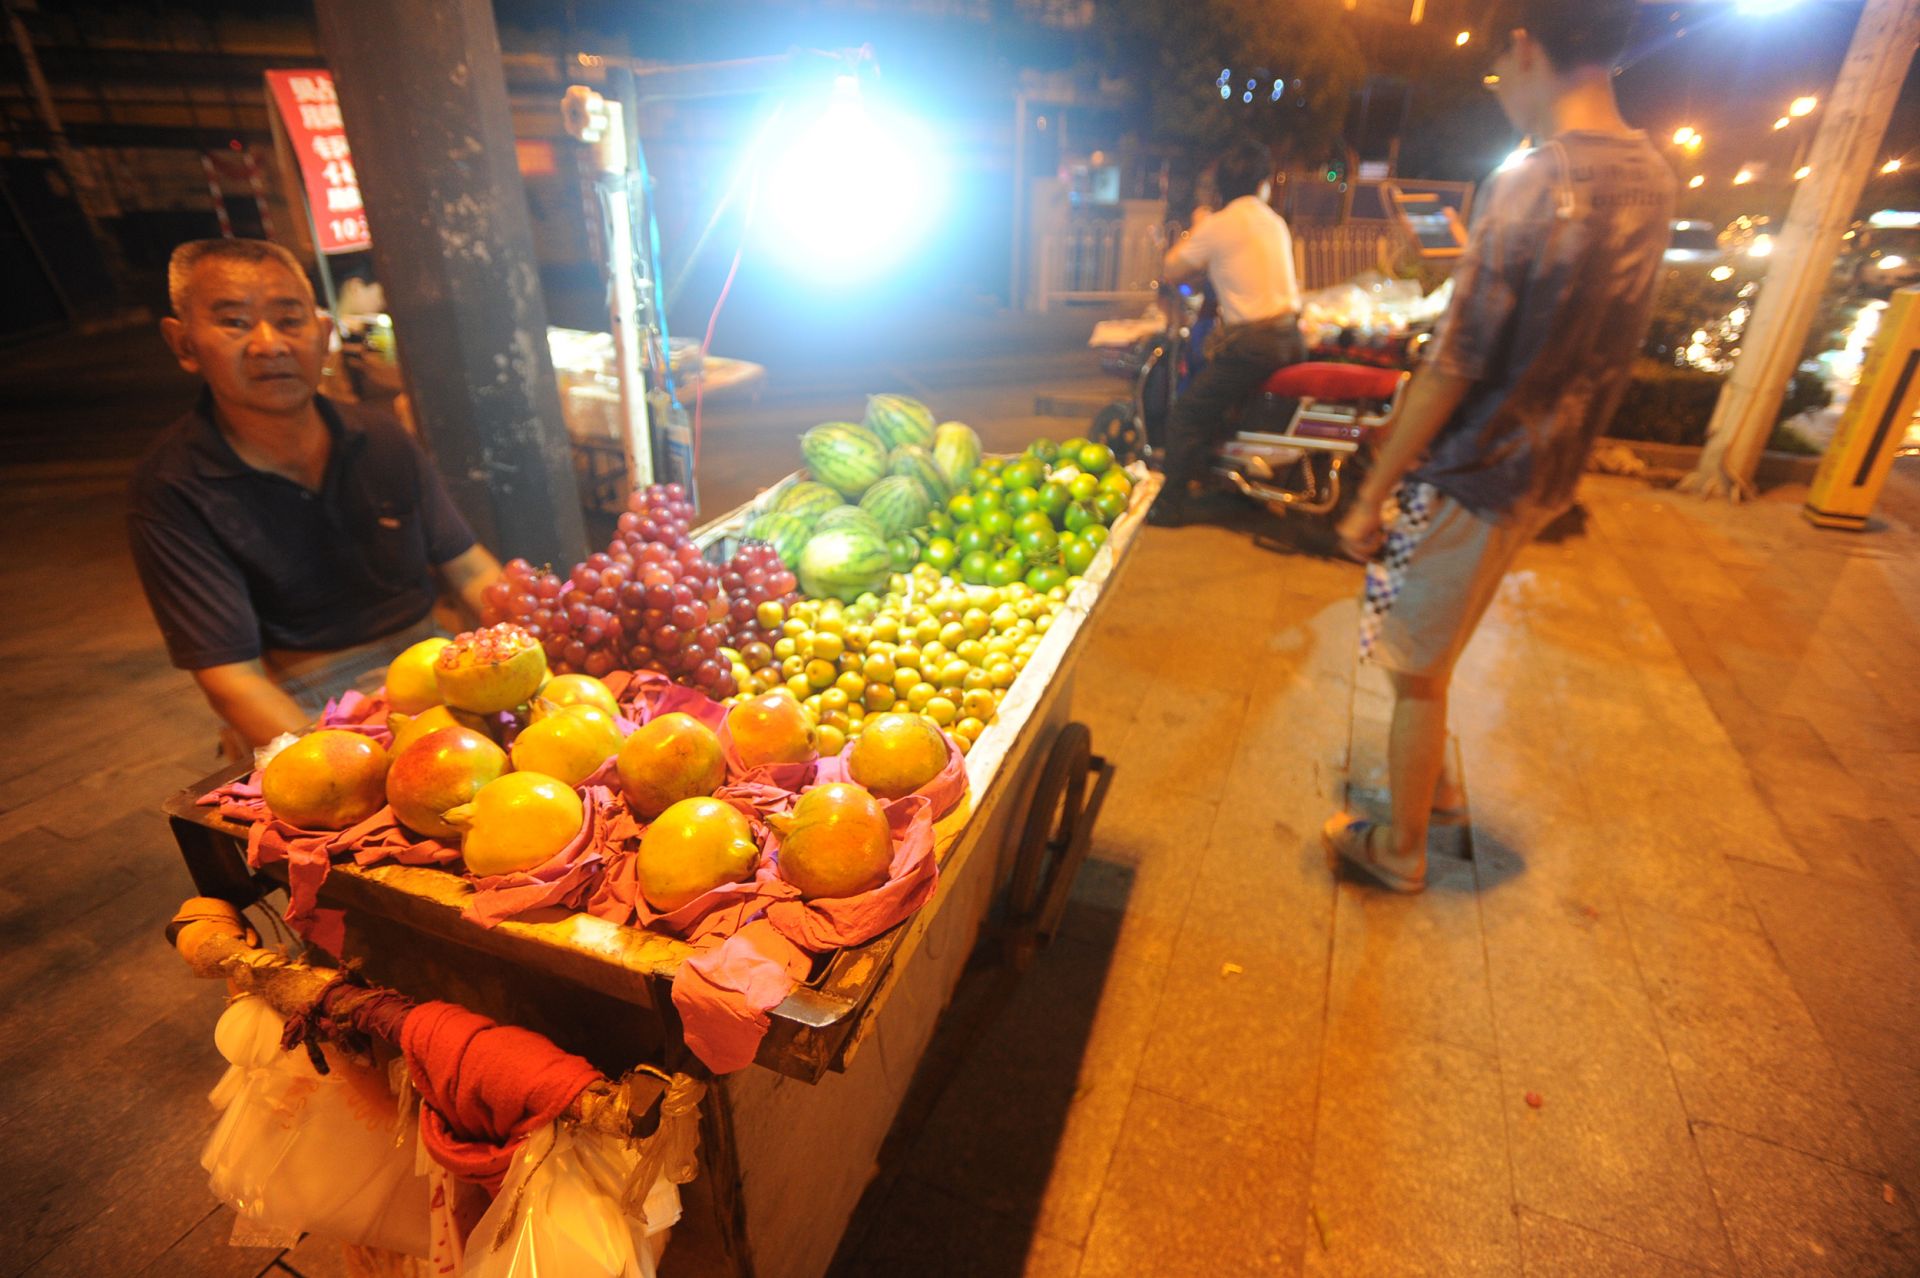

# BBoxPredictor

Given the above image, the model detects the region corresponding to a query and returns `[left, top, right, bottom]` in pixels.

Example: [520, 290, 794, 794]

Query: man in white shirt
[1154, 137, 1305, 526]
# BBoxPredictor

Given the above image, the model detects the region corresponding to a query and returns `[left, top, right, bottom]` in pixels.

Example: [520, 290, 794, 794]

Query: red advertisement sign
[264, 70, 369, 255]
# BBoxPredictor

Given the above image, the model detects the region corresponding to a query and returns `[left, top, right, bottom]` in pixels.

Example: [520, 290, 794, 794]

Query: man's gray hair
[167, 238, 314, 317]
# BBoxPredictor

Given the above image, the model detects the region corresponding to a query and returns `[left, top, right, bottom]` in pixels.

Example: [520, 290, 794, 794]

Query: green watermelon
[933, 421, 983, 492]
[812, 505, 886, 540]
[864, 394, 937, 451]
[888, 445, 948, 504]
[774, 480, 843, 526]
[799, 529, 891, 603]
[745, 512, 812, 567]
[858, 475, 933, 538]
[800, 422, 889, 499]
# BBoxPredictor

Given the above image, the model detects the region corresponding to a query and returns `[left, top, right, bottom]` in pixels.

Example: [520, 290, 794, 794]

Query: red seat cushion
[1260, 362, 1404, 403]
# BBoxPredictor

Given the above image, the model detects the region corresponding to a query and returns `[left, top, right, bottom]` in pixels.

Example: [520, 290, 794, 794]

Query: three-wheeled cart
[163, 469, 1160, 1278]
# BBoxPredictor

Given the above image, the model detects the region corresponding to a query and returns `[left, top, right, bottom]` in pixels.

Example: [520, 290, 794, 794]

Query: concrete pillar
[313, 0, 587, 567]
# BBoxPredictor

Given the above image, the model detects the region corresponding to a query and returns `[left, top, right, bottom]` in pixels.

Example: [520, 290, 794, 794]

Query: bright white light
[1789, 96, 1818, 118]
[1455, 31, 1471, 46]
[1879, 255, 1908, 270]
[1883, 159, 1905, 175]
[1749, 233, 1774, 258]
[1496, 146, 1532, 174]
[1689, 174, 1706, 189]
[1869, 209, 1920, 228]
[1710, 265, 1735, 281]
[1737, 1, 1801, 14]
[1774, 117, 1791, 131]
[760, 77, 947, 282]
[1795, 165, 1812, 181]
[1734, 169, 1756, 186]
[1672, 126, 1697, 146]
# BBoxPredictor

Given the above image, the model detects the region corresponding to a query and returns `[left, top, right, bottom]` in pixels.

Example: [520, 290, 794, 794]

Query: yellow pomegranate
[386, 703, 491, 755]
[534, 673, 620, 720]
[434, 623, 548, 714]
[846, 713, 949, 799]
[616, 712, 726, 821]
[261, 730, 390, 830]
[384, 636, 452, 714]
[773, 783, 892, 899]
[725, 691, 814, 769]
[386, 725, 509, 839]
[444, 772, 584, 877]
[509, 705, 622, 787]
[637, 796, 760, 912]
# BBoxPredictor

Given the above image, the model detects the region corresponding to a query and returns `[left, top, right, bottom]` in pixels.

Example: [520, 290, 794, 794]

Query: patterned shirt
[1415, 132, 1675, 518]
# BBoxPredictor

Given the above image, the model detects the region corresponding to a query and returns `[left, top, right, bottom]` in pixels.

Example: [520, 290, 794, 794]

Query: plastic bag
[201, 996, 431, 1256]
[462, 1122, 681, 1278]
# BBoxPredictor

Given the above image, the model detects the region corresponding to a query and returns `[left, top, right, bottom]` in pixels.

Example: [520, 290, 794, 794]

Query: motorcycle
[1089, 286, 1411, 521]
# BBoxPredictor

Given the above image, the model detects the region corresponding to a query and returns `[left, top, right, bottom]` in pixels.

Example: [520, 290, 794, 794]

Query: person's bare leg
[1432, 732, 1466, 815]
[1375, 668, 1451, 876]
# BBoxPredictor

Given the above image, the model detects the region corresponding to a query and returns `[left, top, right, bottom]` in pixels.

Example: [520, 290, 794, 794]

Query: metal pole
[313, 0, 587, 568]
[1682, 0, 1920, 500]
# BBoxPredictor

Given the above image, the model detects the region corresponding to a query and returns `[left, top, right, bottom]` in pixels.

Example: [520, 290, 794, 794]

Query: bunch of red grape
[718, 540, 799, 654]
[481, 483, 750, 697]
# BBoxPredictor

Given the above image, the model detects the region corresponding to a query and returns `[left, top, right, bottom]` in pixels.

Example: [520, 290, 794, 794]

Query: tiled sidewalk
[833, 474, 1920, 1277]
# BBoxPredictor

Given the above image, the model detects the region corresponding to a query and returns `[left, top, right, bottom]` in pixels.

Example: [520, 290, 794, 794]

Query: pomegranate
[636, 796, 760, 912]
[616, 712, 726, 820]
[386, 725, 508, 839]
[509, 704, 622, 788]
[434, 623, 548, 714]
[384, 636, 452, 715]
[261, 730, 390, 830]
[725, 691, 814, 769]
[533, 673, 620, 720]
[846, 713, 949, 799]
[444, 772, 584, 877]
[774, 783, 892, 899]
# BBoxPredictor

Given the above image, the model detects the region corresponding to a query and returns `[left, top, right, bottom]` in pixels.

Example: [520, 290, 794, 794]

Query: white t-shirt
[1167, 195, 1301, 327]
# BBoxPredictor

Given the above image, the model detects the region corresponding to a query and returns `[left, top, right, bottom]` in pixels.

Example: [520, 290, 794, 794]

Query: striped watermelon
[745, 512, 812, 567]
[800, 422, 889, 499]
[799, 529, 892, 602]
[812, 505, 886, 540]
[774, 481, 843, 526]
[933, 421, 982, 492]
[859, 475, 933, 537]
[864, 394, 937, 451]
[888, 445, 948, 504]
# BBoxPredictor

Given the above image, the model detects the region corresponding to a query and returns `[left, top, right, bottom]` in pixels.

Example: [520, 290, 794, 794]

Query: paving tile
[1100, 680, 1250, 805]
[1303, 1021, 1518, 1277]
[1078, 1087, 1309, 1278]
[1730, 862, 1920, 1070]
[1516, 1209, 1713, 1276]
[898, 927, 1166, 1248]
[1324, 856, 1497, 1058]
[130, 1204, 280, 1278]
[1624, 905, 1881, 1172]
[830, 1175, 1081, 1278]
[1834, 1049, 1920, 1206]
[1694, 1124, 1920, 1277]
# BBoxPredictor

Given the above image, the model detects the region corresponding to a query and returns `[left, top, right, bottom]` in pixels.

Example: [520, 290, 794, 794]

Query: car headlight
[1878, 255, 1907, 270]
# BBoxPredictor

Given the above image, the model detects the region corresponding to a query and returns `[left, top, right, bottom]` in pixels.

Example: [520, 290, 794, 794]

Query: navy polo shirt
[128, 391, 476, 670]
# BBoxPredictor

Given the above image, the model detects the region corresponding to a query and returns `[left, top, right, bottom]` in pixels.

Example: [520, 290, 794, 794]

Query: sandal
[1321, 814, 1427, 893]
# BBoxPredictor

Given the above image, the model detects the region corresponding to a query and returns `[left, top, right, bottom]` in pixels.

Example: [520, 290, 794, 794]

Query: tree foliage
[1095, 0, 1364, 162]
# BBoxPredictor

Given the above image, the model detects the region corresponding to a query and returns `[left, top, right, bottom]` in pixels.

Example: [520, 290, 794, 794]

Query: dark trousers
[1162, 318, 1305, 501]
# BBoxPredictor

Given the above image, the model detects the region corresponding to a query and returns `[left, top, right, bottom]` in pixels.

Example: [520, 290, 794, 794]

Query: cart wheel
[1004, 722, 1099, 969]
[1089, 404, 1145, 467]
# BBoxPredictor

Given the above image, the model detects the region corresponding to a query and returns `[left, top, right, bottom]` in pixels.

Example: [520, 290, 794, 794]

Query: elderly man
[129, 238, 500, 750]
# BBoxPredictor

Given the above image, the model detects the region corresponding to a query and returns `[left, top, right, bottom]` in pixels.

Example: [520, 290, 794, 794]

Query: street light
[1774, 117, 1791, 130]
[1455, 31, 1471, 46]
[1673, 126, 1698, 146]
[1689, 174, 1707, 189]
[1884, 158, 1905, 174]
[1795, 165, 1813, 180]
[1789, 95, 1819, 117]
[1734, 168, 1756, 185]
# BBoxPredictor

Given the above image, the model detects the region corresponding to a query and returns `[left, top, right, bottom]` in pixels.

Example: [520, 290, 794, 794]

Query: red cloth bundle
[399, 1001, 602, 1194]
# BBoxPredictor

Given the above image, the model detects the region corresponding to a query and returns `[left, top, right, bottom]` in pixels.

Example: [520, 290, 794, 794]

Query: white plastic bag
[201, 995, 431, 1256]
[461, 1122, 681, 1278]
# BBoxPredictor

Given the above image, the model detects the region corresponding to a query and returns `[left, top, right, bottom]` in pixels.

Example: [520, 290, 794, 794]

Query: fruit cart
[162, 467, 1160, 1278]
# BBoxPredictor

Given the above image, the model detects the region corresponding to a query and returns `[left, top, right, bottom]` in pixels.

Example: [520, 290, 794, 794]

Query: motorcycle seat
[1260, 362, 1406, 406]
